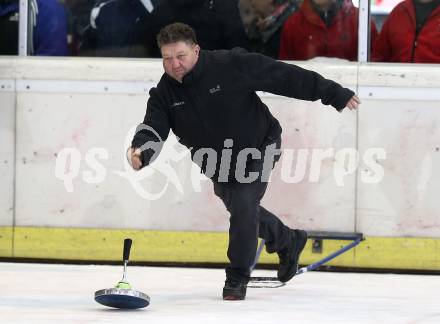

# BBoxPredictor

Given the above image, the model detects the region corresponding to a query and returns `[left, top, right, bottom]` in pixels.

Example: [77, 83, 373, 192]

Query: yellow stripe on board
[0, 227, 13, 257]
[1, 226, 439, 271]
[12, 227, 230, 263]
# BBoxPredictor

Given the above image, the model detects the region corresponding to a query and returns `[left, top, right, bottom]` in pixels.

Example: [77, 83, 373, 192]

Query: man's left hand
[346, 95, 361, 110]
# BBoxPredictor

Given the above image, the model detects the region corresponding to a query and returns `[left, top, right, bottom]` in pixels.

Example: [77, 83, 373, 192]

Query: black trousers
[212, 136, 292, 283]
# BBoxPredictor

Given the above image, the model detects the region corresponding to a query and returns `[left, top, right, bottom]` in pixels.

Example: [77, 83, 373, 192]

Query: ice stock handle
[123, 238, 133, 262]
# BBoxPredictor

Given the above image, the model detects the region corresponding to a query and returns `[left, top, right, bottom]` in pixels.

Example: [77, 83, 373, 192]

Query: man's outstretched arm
[232, 48, 360, 111]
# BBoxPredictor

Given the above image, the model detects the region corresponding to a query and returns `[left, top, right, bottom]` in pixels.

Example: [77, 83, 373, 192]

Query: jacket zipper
[410, 9, 430, 62]
[410, 37, 417, 63]
[411, 23, 422, 63]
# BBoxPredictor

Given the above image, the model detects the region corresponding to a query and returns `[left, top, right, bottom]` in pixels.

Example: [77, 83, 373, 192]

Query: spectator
[65, 0, 95, 56]
[372, 0, 440, 63]
[0, 0, 19, 55]
[150, 0, 248, 55]
[240, 0, 299, 58]
[66, 0, 163, 56]
[0, 0, 69, 56]
[279, 0, 378, 61]
[79, 0, 157, 57]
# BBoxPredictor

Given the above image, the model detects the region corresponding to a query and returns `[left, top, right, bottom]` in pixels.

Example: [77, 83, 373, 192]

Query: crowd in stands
[1, 0, 439, 63]
[0, 0, 68, 55]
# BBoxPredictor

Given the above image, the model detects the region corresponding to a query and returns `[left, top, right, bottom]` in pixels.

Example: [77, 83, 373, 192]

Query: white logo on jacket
[209, 85, 221, 94]
[171, 101, 185, 107]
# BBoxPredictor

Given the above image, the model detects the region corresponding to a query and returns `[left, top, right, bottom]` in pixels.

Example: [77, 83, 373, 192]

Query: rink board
[1, 226, 439, 271]
[1, 58, 440, 271]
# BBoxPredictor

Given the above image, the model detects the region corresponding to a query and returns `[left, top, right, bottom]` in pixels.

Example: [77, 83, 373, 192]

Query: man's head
[157, 23, 200, 82]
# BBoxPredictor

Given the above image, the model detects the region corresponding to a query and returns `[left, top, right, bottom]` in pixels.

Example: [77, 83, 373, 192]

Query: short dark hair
[156, 23, 198, 49]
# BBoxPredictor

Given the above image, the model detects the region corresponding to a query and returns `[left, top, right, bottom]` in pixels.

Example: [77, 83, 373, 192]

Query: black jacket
[132, 48, 354, 180]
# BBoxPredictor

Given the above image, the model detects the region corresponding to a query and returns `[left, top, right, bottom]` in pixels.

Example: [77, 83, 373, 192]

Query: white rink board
[14, 92, 228, 230]
[259, 96, 357, 232]
[9, 58, 358, 232]
[14, 91, 357, 231]
[0, 91, 15, 226]
[356, 64, 440, 237]
[357, 99, 440, 237]
[1, 57, 440, 237]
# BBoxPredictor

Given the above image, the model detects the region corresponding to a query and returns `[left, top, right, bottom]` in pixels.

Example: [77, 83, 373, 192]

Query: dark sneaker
[222, 279, 247, 300]
[277, 229, 308, 283]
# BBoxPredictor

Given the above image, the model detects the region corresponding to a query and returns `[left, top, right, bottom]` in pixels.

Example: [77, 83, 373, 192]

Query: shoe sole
[278, 230, 308, 283]
[223, 295, 245, 301]
[222, 286, 246, 300]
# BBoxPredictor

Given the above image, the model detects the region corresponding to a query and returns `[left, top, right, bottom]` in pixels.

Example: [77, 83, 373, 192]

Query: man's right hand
[127, 147, 143, 170]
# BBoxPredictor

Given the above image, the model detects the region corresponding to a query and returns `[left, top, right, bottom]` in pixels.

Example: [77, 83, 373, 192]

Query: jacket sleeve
[131, 88, 171, 168]
[232, 48, 354, 111]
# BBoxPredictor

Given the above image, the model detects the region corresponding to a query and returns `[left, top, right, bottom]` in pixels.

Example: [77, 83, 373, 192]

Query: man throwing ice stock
[127, 23, 360, 300]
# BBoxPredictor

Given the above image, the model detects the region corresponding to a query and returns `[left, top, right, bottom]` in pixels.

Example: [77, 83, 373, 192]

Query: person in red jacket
[279, 0, 378, 61]
[372, 0, 440, 63]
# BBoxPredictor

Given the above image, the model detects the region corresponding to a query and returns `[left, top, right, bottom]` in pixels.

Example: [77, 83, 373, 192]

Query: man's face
[161, 41, 200, 82]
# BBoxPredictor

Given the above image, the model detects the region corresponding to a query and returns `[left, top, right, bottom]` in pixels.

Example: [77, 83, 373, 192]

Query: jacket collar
[402, 0, 417, 26]
[403, 0, 440, 26]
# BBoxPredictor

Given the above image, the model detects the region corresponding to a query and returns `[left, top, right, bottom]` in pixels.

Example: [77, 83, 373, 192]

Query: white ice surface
[1, 262, 440, 323]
